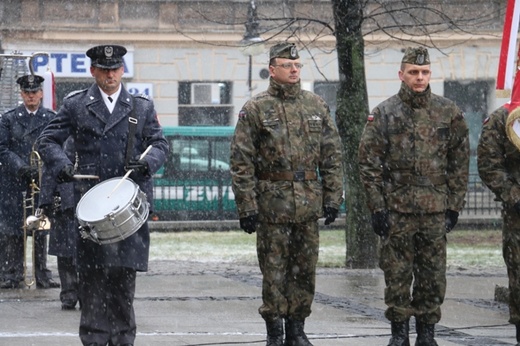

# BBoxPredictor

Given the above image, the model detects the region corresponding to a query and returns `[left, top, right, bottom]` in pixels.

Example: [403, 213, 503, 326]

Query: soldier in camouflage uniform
[358, 47, 469, 346]
[230, 42, 344, 346]
[477, 105, 520, 346]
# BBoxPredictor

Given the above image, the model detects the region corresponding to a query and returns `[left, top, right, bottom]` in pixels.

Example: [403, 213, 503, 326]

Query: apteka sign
[27, 51, 134, 78]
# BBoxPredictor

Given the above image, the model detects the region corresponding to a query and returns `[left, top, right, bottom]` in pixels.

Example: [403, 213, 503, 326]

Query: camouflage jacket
[358, 82, 469, 214]
[230, 78, 344, 223]
[477, 106, 520, 206]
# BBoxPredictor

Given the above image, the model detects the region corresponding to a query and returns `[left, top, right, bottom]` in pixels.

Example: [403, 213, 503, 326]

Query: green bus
[152, 126, 236, 220]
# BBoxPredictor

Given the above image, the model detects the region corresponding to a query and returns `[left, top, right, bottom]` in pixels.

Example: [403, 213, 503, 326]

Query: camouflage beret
[401, 47, 430, 65]
[269, 43, 299, 60]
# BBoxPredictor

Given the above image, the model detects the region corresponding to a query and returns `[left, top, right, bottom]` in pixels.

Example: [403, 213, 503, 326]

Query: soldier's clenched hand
[445, 209, 459, 233]
[371, 210, 390, 238]
[514, 201, 520, 215]
[323, 207, 338, 225]
[239, 214, 258, 234]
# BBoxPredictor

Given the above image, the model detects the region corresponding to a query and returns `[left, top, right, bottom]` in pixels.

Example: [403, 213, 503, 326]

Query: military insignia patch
[290, 46, 297, 58]
[238, 110, 247, 120]
[367, 114, 375, 122]
[483, 117, 490, 125]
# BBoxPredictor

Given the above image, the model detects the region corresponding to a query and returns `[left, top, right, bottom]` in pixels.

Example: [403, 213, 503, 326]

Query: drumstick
[73, 174, 100, 180]
[107, 145, 153, 198]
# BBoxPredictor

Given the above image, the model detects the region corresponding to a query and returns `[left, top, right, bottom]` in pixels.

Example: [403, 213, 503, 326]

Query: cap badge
[290, 46, 297, 58]
[416, 54, 425, 65]
[28, 75, 34, 83]
[104, 46, 113, 58]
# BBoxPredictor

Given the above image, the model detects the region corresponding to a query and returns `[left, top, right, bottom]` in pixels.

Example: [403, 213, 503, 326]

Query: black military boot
[266, 318, 284, 346]
[388, 320, 410, 346]
[284, 318, 313, 346]
[515, 323, 520, 346]
[415, 321, 438, 346]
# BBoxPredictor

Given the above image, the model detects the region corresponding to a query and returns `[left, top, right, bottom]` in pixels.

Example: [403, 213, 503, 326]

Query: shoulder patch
[238, 110, 247, 120]
[367, 114, 375, 122]
[65, 88, 88, 99]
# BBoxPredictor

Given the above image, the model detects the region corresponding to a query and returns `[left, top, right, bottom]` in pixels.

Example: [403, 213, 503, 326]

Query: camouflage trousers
[256, 221, 319, 322]
[379, 211, 447, 324]
[502, 205, 520, 325]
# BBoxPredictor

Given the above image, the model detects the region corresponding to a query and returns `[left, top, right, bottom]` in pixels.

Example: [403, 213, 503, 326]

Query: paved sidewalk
[0, 261, 514, 346]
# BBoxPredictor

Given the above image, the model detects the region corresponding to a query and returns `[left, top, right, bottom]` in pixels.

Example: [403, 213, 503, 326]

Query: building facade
[0, 0, 507, 132]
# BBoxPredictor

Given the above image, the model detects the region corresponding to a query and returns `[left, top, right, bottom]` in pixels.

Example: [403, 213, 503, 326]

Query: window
[178, 81, 233, 126]
[314, 81, 339, 120]
[55, 80, 92, 109]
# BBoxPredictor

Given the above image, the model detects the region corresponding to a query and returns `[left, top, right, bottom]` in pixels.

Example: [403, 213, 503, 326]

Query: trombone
[21, 150, 48, 288]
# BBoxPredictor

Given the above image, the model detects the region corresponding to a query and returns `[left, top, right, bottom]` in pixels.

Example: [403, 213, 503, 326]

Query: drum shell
[76, 177, 149, 244]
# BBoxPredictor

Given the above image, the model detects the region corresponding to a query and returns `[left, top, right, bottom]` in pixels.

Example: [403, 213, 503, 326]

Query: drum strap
[125, 96, 138, 166]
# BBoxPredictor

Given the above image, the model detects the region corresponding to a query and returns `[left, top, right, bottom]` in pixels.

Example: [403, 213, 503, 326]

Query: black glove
[239, 214, 258, 234]
[57, 165, 75, 183]
[323, 207, 338, 225]
[39, 204, 53, 218]
[514, 201, 520, 214]
[126, 159, 150, 178]
[371, 209, 390, 238]
[18, 165, 38, 184]
[445, 209, 459, 233]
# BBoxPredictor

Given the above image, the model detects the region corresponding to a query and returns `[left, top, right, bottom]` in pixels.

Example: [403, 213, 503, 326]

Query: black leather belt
[258, 171, 317, 182]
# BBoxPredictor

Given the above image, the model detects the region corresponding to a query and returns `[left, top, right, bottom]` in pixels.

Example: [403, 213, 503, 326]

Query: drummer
[36, 44, 168, 346]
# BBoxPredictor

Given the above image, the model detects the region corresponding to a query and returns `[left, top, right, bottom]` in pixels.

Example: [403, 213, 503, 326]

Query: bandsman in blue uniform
[0, 74, 60, 289]
[36, 44, 168, 346]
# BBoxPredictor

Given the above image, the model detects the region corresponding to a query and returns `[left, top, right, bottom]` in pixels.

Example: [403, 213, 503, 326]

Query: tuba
[21, 149, 49, 287]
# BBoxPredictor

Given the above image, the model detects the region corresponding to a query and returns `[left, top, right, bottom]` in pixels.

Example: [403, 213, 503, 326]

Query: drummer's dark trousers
[4, 232, 52, 284]
[79, 266, 137, 346]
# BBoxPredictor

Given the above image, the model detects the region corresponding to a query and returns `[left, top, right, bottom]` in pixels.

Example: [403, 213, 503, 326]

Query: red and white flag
[497, 0, 520, 97]
[42, 68, 56, 111]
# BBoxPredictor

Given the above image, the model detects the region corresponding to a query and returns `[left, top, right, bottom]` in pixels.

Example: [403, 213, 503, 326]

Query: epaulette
[65, 88, 88, 99]
[47, 109, 57, 115]
[1, 107, 17, 115]
[134, 93, 150, 101]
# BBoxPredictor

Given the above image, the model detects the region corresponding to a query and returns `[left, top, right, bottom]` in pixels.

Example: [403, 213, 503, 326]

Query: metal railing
[460, 174, 501, 218]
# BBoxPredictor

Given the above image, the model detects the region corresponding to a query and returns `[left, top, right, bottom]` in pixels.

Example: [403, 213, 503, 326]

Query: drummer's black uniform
[0, 104, 57, 287]
[36, 84, 168, 345]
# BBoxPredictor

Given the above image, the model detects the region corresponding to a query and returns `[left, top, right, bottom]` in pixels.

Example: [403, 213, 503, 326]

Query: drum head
[77, 177, 137, 223]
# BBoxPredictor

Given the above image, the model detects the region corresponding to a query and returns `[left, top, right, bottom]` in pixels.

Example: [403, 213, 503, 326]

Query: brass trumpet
[21, 150, 48, 287]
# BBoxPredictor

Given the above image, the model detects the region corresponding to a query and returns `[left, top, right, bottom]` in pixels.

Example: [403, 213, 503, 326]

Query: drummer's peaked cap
[17, 75, 44, 91]
[86, 44, 127, 69]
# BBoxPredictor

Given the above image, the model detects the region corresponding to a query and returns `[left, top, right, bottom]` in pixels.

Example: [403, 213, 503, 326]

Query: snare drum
[76, 177, 149, 244]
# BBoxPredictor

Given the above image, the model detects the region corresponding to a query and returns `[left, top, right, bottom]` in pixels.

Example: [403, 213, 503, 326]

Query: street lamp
[240, 0, 265, 97]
